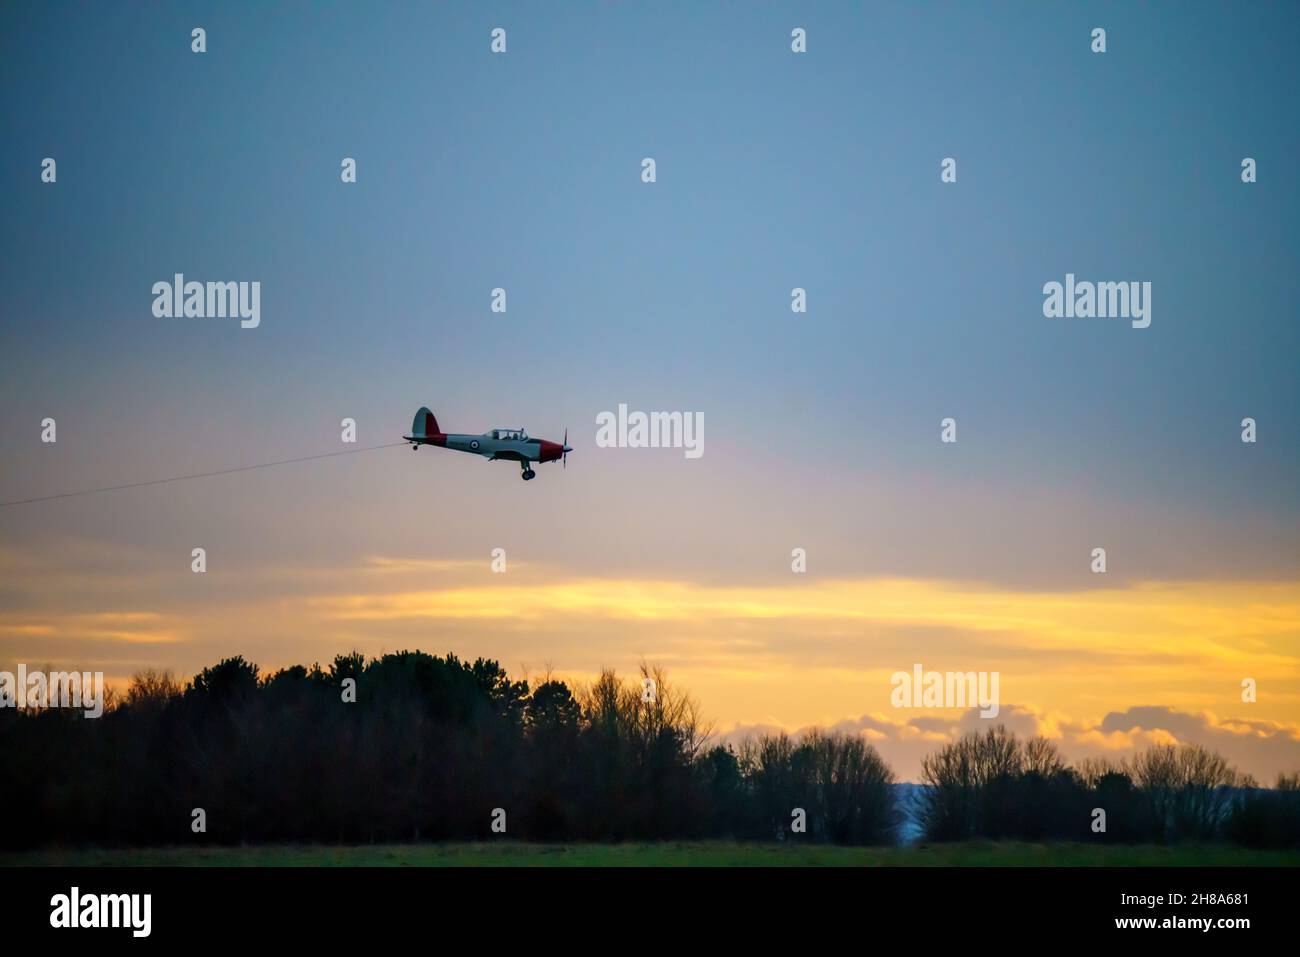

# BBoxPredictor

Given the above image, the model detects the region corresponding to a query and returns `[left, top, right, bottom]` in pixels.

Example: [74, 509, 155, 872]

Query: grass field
[4, 842, 1298, 867]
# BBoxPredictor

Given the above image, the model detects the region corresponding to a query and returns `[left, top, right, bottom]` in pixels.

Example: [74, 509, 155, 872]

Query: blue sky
[3, 0, 1297, 580]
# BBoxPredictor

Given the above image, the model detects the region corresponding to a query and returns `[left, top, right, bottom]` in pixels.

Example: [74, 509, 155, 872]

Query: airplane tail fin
[411, 407, 441, 437]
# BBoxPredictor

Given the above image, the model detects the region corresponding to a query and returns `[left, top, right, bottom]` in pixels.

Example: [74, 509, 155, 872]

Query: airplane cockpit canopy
[492, 428, 528, 441]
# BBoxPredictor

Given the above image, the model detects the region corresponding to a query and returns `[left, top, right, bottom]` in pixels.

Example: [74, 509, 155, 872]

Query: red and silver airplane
[404, 407, 571, 481]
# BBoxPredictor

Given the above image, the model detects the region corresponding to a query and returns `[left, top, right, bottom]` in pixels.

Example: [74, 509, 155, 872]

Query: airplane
[404, 407, 571, 481]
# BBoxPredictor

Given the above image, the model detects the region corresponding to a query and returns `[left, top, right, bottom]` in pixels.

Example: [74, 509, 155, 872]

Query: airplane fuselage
[405, 431, 565, 465]
[405, 407, 569, 480]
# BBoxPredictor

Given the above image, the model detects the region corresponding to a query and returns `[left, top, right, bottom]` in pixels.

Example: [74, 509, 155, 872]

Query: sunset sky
[2, 2, 1297, 782]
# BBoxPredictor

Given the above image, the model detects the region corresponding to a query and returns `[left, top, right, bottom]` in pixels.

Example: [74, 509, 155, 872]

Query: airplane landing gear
[521, 467, 536, 481]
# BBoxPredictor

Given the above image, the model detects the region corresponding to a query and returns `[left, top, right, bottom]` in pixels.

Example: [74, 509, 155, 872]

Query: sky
[1, 1, 1298, 782]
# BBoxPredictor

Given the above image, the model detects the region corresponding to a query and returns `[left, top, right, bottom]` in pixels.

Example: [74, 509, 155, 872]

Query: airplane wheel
[411, 445, 418, 451]
[522, 469, 535, 481]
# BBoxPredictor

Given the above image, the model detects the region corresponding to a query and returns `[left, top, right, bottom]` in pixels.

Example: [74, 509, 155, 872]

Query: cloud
[719, 704, 1300, 785]
[1, 541, 1296, 780]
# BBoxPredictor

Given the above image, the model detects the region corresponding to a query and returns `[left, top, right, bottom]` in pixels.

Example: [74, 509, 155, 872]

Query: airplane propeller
[563, 427, 568, 468]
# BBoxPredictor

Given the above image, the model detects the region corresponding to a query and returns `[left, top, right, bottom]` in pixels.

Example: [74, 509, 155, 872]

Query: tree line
[1, 650, 1296, 848]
